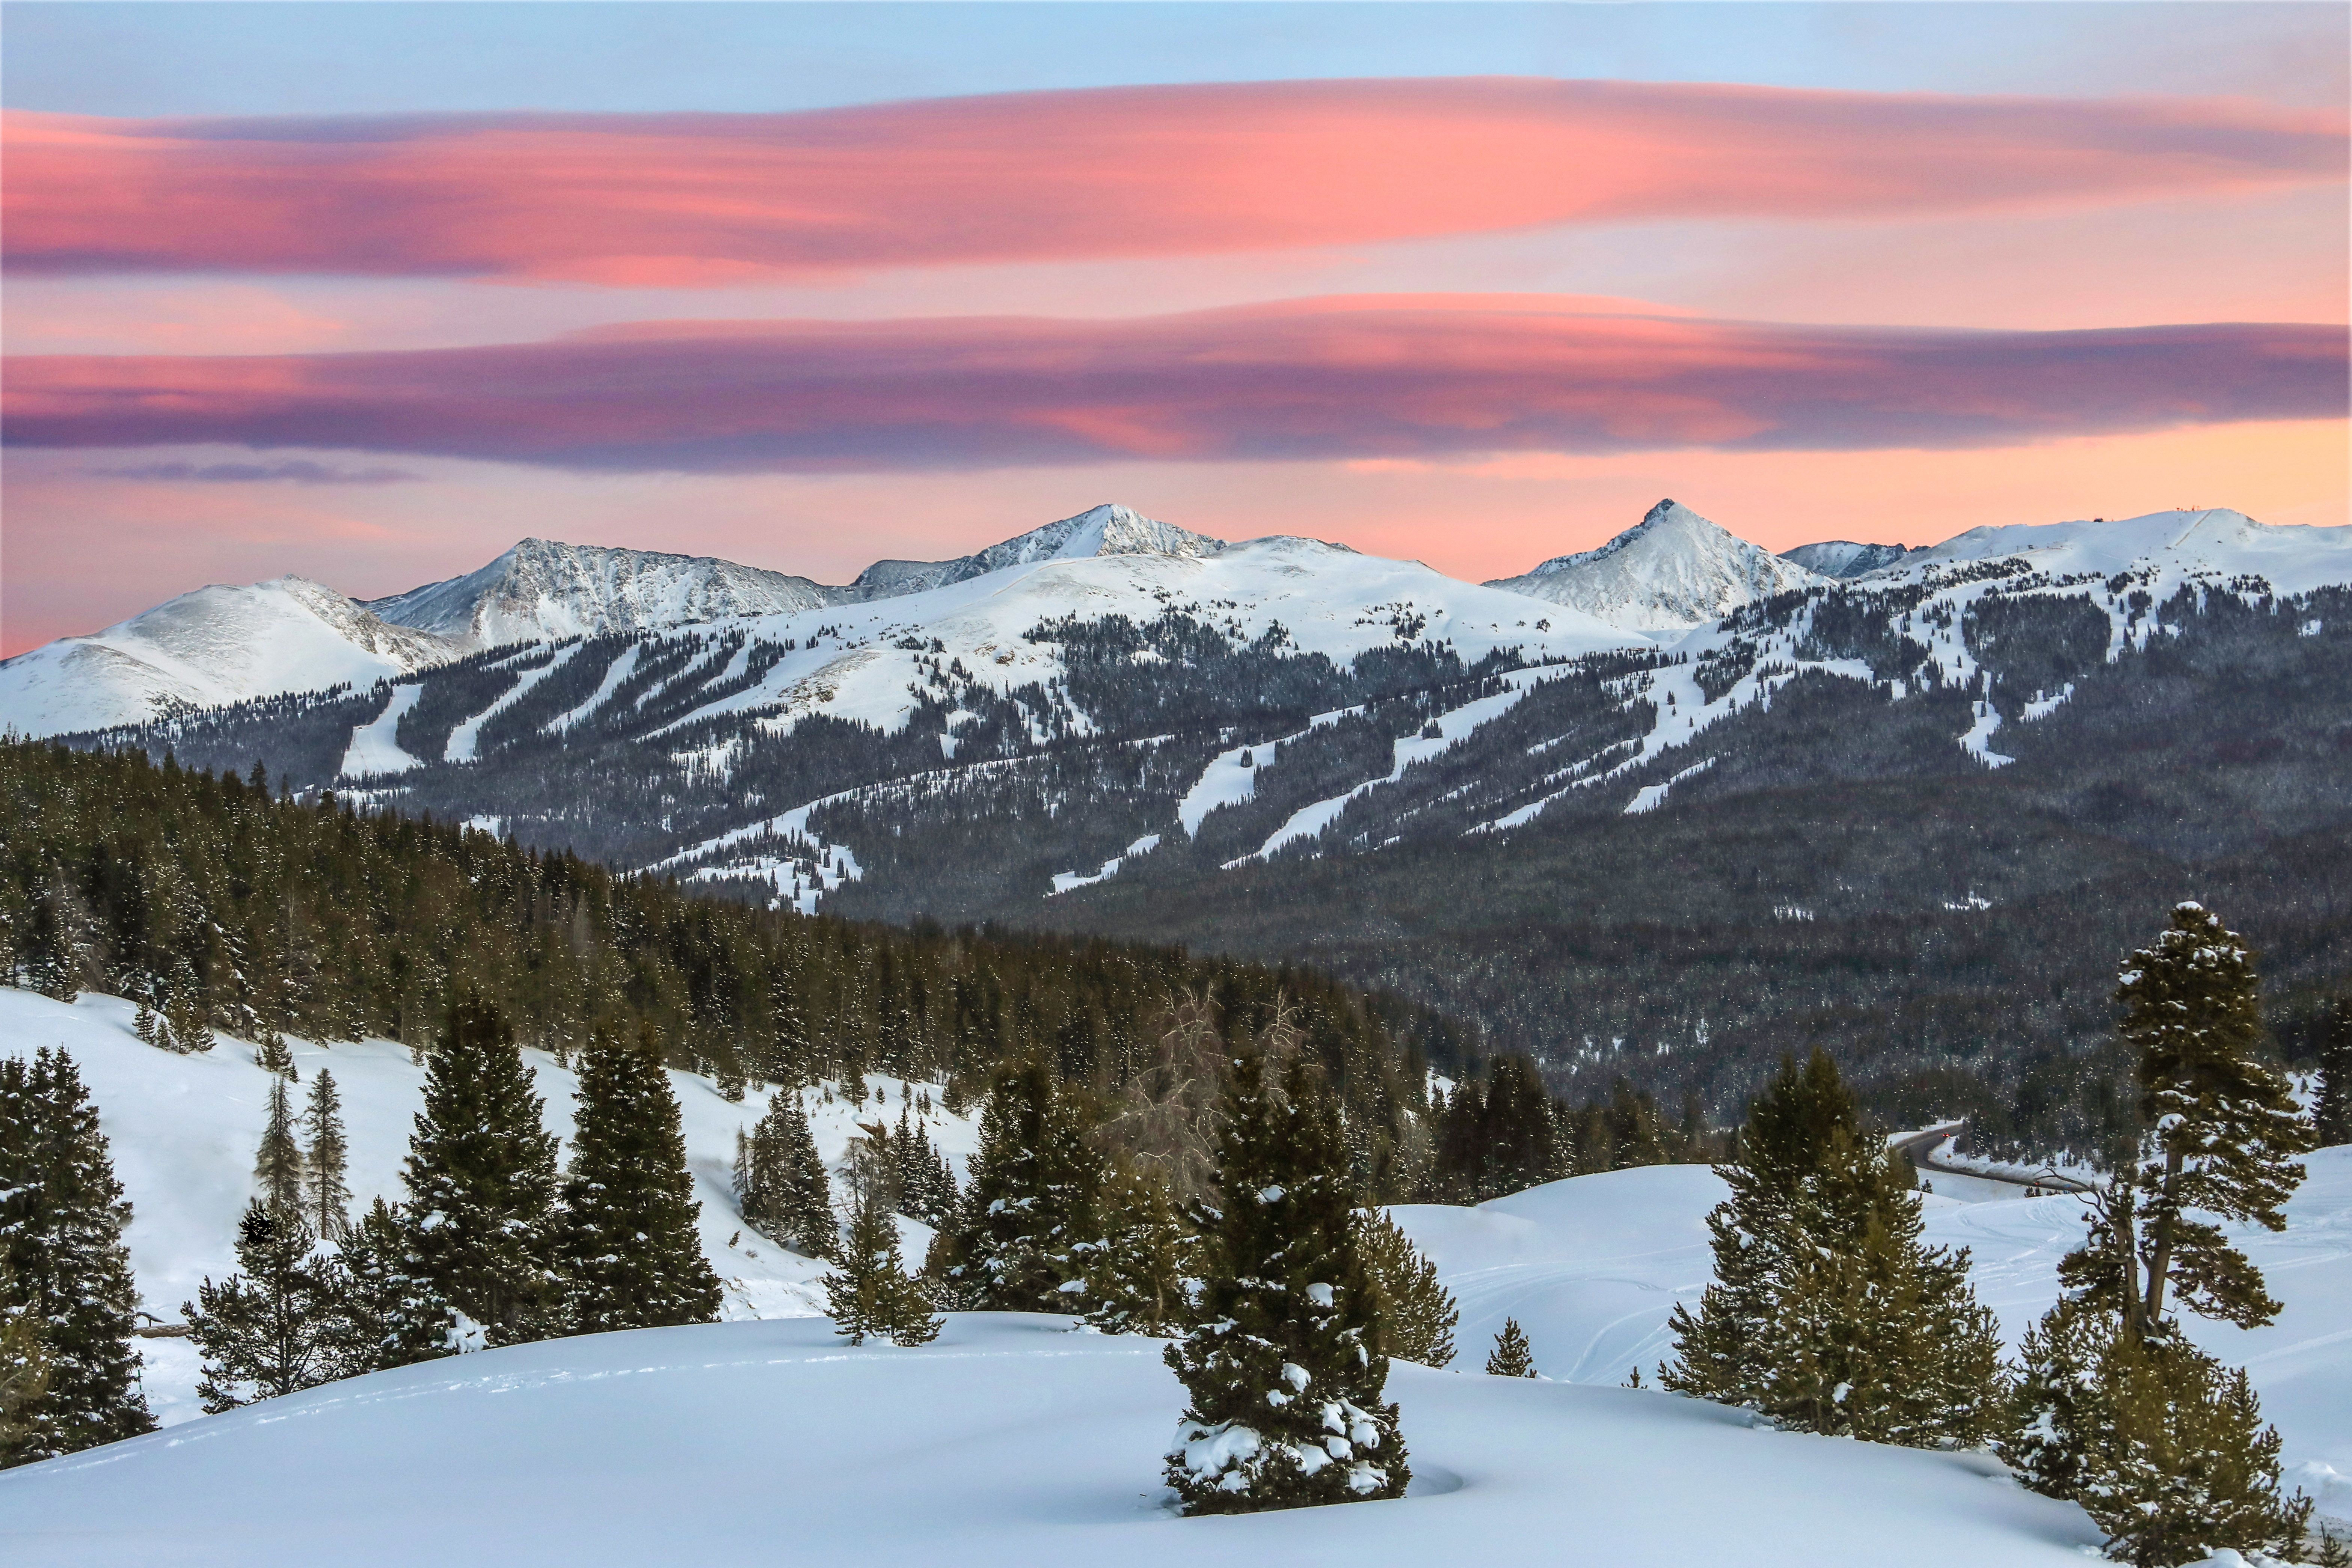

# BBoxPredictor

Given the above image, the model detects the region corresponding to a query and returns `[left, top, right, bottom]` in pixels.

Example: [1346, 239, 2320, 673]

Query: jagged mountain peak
[1780, 540, 1914, 578]
[1485, 499, 1823, 631]
[368, 537, 833, 647]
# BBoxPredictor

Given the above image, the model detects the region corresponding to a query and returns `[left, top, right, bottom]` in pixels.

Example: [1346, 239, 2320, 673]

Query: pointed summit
[1486, 500, 1822, 632]
[838, 504, 1224, 601]
[367, 539, 833, 647]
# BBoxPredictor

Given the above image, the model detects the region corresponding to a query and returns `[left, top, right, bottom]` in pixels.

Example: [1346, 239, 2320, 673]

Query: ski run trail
[3, 985, 2347, 1564]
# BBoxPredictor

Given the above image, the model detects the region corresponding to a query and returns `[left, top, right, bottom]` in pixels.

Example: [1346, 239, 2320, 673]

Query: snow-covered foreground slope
[0, 578, 454, 739]
[0, 987, 975, 1425]
[0, 1312, 2102, 1568]
[1486, 499, 1825, 631]
[1392, 1154, 2352, 1530]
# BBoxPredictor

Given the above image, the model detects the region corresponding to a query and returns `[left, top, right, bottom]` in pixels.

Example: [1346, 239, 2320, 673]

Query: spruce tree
[1164, 1050, 1407, 1514]
[932, 1057, 1107, 1313]
[0, 1251, 51, 1467]
[555, 1028, 723, 1333]
[2310, 994, 2350, 1148]
[254, 1075, 305, 1215]
[2101, 903, 2316, 1340]
[735, 1089, 835, 1259]
[398, 994, 561, 1346]
[184, 1201, 349, 1411]
[301, 1069, 352, 1242]
[1081, 1160, 1197, 1337]
[255, 1029, 297, 1080]
[1661, 1050, 1860, 1407]
[824, 1193, 940, 1347]
[0, 1047, 154, 1459]
[1485, 1317, 1536, 1377]
[1355, 1210, 1458, 1367]
[332, 1197, 454, 1372]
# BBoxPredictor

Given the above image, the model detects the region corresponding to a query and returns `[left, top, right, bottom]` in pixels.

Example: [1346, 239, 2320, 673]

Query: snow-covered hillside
[0, 577, 454, 739]
[1781, 539, 1911, 577]
[366, 537, 835, 647]
[835, 502, 1225, 599]
[1887, 506, 2352, 593]
[1486, 499, 1826, 631]
[0, 987, 976, 1426]
[1391, 1156, 2352, 1534]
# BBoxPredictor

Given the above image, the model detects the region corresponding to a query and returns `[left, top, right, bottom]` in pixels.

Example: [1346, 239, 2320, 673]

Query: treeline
[0, 738, 1450, 1171]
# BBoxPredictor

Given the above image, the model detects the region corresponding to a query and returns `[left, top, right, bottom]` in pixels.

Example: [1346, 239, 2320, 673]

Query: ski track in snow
[547, 644, 640, 734]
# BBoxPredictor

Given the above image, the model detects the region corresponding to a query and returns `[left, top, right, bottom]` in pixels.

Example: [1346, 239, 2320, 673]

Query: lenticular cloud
[6, 297, 2340, 472]
[5, 78, 2342, 284]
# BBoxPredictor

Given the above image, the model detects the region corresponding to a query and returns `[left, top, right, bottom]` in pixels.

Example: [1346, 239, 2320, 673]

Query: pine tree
[1661, 1050, 1860, 1406]
[1081, 1159, 1197, 1337]
[890, 1106, 959, 1226]
[823, 1192, 940, 1347]
[555, 1028, 723, 1334]
[2097, 903, 2316, 1340]
[0, 1251, 52, 1467]
[1485, 1317, 1536, 1377]
[332, 1198, 454, 1372]
[398, 994, 561, 1346]
[735, 1089, 835, 1259]
[301, 1069, 352, 1242]
[254, 1075, 305, 1215]
[1662, 1052, 2005, 1449]
[1355, 1209, 1458, 1367]
[254, 1029, 297, 1080]
[2311, 994, 2350, 1148]
[184, 1201, 349, 1411]
[931, 1057, 1107, 1313]
[0, 1047, 155, 1459]
[1164, 1049, 1408, 1515]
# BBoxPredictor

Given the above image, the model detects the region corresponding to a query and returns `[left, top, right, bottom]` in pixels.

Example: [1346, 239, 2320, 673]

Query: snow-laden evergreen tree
[0, 1251, 51, 1467]
[555, 1028, 723, 1333]
[1485, 1317, 1536, 1378]
[1080, 1159, 1196, 1337]
[1661, 1049, 1860, 1406]
[2093, 902, 2316, 1340]
[185, 1200, 350, 1411]
[824, 1192, 940, 1347]
[332, 1197, 454, 1372]
[1663, 1051, 2004, 1448]
[254, 1074, 305, 1215]
[398, 994, 561, 1346]
[890, 1105, 960, 1226]
[1745, 1122, 2007, 1446]
[2310, 993, 2349, 1148]
[735, 1088, 835, 1259]
[931, 1057, 1107, 1312]
[301, 1069, 352, 1242]
[0, 1047, 154, 1459]
[1355, 1209, 1457, 1367]
[254, 1029, 297, 1080]
[1163, 1049, 1407, 1515]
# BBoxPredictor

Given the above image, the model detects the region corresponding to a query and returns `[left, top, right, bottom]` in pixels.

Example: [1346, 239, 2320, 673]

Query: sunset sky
[3, 1, 2345, 656]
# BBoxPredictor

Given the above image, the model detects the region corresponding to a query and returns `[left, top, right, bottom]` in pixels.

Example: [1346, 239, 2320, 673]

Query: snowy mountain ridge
[1780, 540, 1913, 578]
[1485, 498, 1827, 630]
[0, 577, 457, 739]
[365, 536, 837, 647]
[834, 502, 1225, 600]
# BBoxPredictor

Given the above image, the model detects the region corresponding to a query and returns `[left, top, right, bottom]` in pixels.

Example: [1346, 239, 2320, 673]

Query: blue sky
[5, 2, 2345, 116]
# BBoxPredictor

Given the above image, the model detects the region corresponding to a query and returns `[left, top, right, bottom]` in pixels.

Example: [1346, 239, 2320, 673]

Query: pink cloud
[5, 79, 2341, 284]
[4, 297, 2341, 472]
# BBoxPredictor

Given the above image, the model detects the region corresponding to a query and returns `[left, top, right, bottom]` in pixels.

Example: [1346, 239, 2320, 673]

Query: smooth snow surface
[0, 1312, 2104, 1568]
[336, 684, 426, 779]
[1486, 499, 1825, 631]
[1392, 1153, 2352, 1532]
[0, 578, 454, 739]
[0, 988, 975, 1426]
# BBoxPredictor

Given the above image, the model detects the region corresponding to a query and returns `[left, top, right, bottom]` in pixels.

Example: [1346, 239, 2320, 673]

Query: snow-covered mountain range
[364, 536, 836, 646]
[830, 502, 1225, 601]
[1780, 540, 1911, 577]
[0, 576, 456, 739]
[1485, 499, 1826, 631]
